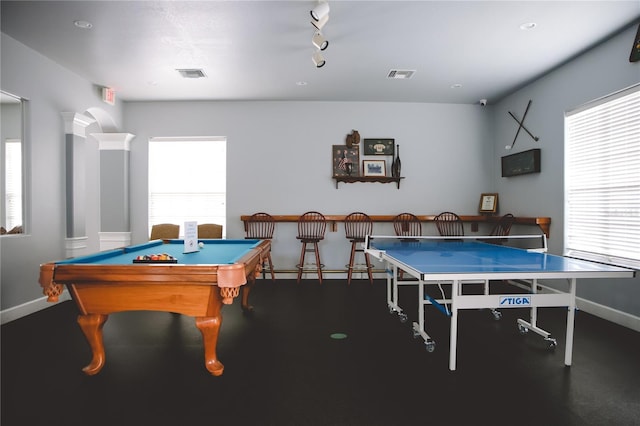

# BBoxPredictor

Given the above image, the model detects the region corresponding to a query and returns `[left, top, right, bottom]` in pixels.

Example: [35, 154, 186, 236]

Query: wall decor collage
[332, 136, 400, 178]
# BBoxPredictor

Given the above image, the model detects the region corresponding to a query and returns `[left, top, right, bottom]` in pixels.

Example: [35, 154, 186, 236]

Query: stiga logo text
[499, 296, 531, 306]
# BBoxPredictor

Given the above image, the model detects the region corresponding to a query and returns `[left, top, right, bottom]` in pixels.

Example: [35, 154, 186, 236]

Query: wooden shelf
[241, 214, 552, 238]
[333, 176, 405, 189]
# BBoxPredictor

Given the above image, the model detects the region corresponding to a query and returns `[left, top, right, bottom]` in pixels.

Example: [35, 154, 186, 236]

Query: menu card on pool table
[184, 221, 198, 253]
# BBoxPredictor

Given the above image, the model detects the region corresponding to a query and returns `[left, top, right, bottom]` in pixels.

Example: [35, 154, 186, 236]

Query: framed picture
[363, 139, 394, 156]
[363, 160, 386, 177]
[332, 145, 360, 177]
[478, 193, 499, 214]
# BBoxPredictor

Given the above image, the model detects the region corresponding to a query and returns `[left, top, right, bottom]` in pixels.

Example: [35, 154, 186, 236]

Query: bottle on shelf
[391, 144, 401, 178]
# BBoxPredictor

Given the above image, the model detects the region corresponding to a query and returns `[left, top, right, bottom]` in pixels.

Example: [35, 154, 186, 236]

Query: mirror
[1, 90, 25, 235]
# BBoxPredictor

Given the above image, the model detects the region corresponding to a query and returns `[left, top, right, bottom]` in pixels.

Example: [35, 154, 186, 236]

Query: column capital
[91, 133, 136, 151]
[61, 112, 96, 137]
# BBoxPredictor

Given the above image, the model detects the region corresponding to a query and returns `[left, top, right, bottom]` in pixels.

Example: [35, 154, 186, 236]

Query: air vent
[176, 69, 207, 79]
[387, 69, 415, 79]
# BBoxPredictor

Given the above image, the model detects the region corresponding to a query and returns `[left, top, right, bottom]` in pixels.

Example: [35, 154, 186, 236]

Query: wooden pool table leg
[195, 316, 224, 376]
[77, 314, 108, 375]
[241, 275, 256, 313]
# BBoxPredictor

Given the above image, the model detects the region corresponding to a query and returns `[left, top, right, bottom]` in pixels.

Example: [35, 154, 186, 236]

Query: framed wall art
[363, 160, 386, 177]
[478, 193, 499, 214]
[363, 139, 394, 156]
[332, 145, 360, 177]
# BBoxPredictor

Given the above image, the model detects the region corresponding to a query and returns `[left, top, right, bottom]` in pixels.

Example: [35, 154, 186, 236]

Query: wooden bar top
[240, 214, 551, 237]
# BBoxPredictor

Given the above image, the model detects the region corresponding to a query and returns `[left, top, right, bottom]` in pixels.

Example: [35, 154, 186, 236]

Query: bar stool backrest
[245, 212, 275, 239]
[393, 213, 422, 237]
[434, 211, 464, 236]
[297, 211, 326, 241]
[490, 213, 515, 236]
[344, 212, 373, 242]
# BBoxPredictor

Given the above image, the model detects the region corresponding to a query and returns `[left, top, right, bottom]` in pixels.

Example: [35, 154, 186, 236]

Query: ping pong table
[364, 235, 636, 371]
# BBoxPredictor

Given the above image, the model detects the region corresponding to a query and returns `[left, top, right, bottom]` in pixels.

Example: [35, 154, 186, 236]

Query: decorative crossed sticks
[507, 99, 539, 149]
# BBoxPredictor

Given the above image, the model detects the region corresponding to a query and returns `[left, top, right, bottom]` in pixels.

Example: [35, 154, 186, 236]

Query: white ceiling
[1, 1, 639, 104]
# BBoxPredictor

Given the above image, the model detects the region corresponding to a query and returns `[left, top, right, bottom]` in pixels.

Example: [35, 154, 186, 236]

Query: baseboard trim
[2, 283, 638, 332]
[576, 297, 640, 332]
[0, 291, 71, 325]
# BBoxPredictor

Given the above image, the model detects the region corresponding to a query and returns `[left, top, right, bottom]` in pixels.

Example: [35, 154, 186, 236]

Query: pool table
[39, 238, 271, 376]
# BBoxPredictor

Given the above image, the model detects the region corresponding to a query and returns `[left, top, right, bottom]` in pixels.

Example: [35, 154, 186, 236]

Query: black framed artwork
[332, 145, 360, 177]
[630, 22, 640, 63]
[501, 148, 541, 177]
[363, 139, 394, 155]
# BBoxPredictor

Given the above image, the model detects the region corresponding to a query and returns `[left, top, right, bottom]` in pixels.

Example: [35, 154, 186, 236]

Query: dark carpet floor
[2, 279, 640, 426]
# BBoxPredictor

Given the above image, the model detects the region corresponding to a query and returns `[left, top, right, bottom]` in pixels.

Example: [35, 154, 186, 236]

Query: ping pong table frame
[365, 235, 636, 371]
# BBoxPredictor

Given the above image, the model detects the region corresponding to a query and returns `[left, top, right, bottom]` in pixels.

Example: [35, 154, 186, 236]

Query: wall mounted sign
[501, 148, 541, 177]
[363, 139, 394, 155]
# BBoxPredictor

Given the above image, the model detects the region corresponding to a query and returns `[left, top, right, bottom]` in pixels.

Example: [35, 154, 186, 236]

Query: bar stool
[296, 211, 326, 284]
[245, 212, 276, 281]
[344, 212, 374, 285]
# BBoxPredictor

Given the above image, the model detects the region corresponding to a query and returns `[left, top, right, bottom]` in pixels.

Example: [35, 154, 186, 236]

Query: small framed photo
[363, 139, 394, 156]
[363, 160, 387, 177]
[478, 193, 499, 213]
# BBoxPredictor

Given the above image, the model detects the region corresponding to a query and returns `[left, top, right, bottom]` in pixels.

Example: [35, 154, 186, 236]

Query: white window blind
[564, 84, 640, 269]
[148, 137, 226, 237]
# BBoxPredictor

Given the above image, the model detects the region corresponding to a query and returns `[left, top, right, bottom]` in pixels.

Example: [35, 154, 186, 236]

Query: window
[4, 139, 22, 230]
[564, 84, 640, 269]
[148, 137, 226, 237]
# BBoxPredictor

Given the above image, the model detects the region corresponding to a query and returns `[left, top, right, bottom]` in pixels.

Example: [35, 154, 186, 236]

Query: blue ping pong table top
[368, 239, 634, 276]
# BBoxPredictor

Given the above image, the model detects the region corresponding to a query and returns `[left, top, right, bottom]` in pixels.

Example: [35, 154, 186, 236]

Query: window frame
[564, 83, 640, 269]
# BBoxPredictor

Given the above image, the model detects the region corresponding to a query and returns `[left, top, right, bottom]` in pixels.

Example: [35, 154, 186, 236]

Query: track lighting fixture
[310, 2, 330, 22]
[312, 51, 326, 68]
[312, 32, 329, 51]
[310, 1, 329, 68]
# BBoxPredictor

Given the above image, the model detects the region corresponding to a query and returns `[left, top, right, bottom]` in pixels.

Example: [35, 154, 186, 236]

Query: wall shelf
[333, 176, 404, 189]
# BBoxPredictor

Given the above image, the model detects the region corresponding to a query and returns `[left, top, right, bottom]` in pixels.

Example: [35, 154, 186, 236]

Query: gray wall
[0, 33, 123, 312]
[493, 24, 640, 320]
[1, 24, 638, 326]
[124, 101, 493, 275]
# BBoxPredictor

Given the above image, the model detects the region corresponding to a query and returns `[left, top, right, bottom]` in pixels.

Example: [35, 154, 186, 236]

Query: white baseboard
[2, 282, 638, 333]
[576, 297, 640, 332]
[0, 291, 71, 325]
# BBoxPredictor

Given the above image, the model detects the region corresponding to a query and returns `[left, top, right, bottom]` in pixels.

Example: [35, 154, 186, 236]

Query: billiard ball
[198, 242, 204, 248]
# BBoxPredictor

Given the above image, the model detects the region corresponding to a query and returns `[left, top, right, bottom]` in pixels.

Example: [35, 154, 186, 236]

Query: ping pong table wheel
[398, 312, 408, 323]
[491, 309, 502, 320]
[517, 323, 529, 335]
[425, 341, 436, 353]
[545, 337, 557, 350]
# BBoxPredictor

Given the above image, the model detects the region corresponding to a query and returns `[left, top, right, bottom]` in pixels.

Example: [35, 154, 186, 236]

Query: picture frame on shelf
[363, 160, 386, 177]
[363, 139, 395, 155]
[332, 145, 360, 177]
[478, 193, 499, 214]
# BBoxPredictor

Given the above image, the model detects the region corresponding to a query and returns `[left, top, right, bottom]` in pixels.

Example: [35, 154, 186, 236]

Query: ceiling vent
[387, 69, 415, 79]
[176, 68, 207, 79]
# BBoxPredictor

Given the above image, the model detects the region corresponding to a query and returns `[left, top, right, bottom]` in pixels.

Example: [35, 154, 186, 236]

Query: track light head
[311, 14, 329, 30]
[312, 32, 329, 51]
[312, 51, 326, 68]
[310, 2, 330, 22]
